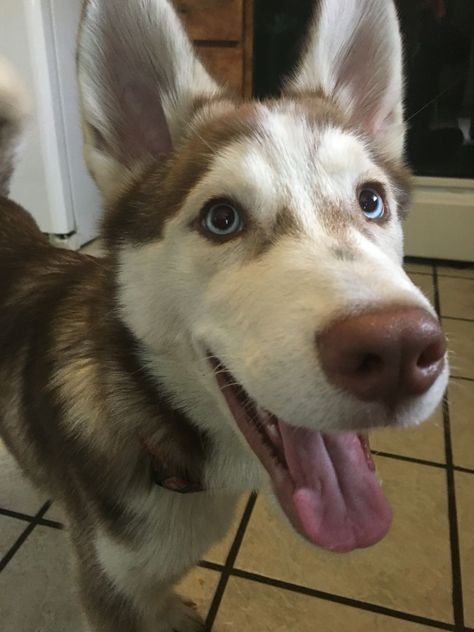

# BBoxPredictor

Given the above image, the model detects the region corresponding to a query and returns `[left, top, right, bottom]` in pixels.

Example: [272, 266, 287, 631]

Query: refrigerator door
[0, 0, 101, 246]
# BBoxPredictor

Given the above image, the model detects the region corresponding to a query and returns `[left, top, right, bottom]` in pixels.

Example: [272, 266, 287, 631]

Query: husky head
[78, 0, 448, 552]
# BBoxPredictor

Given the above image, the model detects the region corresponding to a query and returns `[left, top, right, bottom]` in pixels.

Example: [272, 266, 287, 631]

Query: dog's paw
[158, 594, 205, 632]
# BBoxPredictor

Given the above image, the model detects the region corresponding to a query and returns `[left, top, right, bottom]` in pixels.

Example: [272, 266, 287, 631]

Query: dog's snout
[317, 307, 446, 405]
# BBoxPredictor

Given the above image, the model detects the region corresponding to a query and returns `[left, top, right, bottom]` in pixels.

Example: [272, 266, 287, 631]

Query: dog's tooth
[265, 423, 279, 442]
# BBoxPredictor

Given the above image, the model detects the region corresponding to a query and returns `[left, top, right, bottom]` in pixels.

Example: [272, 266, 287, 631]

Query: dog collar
[142, 439, 205, 494]
[152, 468, 205, 494]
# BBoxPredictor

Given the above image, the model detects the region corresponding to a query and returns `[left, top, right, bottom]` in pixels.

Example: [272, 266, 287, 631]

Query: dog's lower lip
[358, 433, 375, 472]
[209, 355, 375, 462]
[208, 355, 287, 467]
[208, 355, 375, 470]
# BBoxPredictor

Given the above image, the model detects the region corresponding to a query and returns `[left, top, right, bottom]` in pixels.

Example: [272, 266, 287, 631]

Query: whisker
[194, 130, 216, 153]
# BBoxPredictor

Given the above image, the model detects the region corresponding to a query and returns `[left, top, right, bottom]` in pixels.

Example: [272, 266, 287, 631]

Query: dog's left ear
[77, 0, 223, 203]
[287, 0, 405, 162]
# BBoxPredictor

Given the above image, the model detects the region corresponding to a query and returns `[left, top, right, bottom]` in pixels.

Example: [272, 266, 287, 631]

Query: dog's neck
[138, 339, 265, 493]
[104, 266, 264, 494]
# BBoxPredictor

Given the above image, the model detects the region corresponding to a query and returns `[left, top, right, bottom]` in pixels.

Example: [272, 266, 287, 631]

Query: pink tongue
[276, 423, 392, 552]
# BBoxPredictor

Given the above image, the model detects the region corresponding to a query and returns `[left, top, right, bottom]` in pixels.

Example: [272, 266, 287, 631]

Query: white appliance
[404, 176, 474, 262]
[0, 0, 101, 248]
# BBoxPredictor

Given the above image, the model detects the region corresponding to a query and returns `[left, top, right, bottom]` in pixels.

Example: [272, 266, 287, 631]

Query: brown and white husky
[0, 0, 448, 629]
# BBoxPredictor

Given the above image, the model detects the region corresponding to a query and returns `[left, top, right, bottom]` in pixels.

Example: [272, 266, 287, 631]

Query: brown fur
[0, 195, 210, 630]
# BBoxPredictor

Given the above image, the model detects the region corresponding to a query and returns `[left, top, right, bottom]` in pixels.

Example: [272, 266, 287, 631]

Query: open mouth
[211, 357, 392, 553]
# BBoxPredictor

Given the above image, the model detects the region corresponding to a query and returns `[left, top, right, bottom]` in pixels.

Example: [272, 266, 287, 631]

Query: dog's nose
[317, 307, 446, 404]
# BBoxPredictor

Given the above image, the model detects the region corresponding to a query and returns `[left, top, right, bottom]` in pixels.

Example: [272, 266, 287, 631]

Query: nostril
[417, 342, 443, 369]
[356, 353, 383, 375]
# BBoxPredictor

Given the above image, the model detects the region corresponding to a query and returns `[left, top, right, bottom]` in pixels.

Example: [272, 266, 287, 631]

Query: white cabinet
[404, 177, 474, 262]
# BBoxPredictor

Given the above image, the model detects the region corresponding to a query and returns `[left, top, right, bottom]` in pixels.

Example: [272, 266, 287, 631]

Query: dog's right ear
[77, 0, 222, 203]
[287, 0, 405, 163]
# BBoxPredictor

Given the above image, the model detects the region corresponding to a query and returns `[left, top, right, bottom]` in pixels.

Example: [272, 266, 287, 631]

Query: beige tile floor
[1, 257, 474, 632]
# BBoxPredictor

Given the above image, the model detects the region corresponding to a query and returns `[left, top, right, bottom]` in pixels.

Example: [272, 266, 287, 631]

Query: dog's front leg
[143, 592, 205, 632]
[75, 541, 205, 632]
[76, 492, 238, 631]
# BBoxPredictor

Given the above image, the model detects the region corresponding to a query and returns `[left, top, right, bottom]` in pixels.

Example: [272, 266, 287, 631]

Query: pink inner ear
[335, 30, 393, 133]
[120, 82, 173, 161]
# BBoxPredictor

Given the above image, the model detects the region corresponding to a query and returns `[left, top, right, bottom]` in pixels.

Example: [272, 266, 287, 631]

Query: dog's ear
[77, 0, 222, 203]
[287, 0, 405, 161]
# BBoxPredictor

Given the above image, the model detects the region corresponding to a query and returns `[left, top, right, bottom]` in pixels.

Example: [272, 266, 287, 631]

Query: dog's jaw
[211, 357, 392, 551]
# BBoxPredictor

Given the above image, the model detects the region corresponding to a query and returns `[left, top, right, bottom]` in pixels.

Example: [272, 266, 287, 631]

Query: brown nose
[317, 307, 446, 404]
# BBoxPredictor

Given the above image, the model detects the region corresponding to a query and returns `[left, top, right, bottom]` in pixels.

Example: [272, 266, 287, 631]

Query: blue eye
[358, 187, 385, 220]
[202, 201, 243, 237]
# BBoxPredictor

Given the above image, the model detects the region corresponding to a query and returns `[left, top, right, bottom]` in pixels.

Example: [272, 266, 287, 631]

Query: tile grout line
[199, 560, 458, 632]
[371, 451, 474, 476]
[199, 560, 460, 632]
[455, 465, 474, 476]
[0, 507, 36, 524]
[200, 561, 461, 631]
[372, 450, 446, 469]
[227, 567, 455, 631]
[436, 274, 474, 281]
[405, 270, 474, 281]
[0, 505, 64, 530]
[410, 272, 474, 281]
[405, 270, 436, 277]
[0, 501, 52, 573]
[434, 265, 465, 629]
[204, 493, 257, 631]
[405, 256, 474, 272]
[452, 376, 474, 384]
[442, 316, 474, 324]
[441, 391, 465, 631]
[199, 560, 225, 573]
[37, 516, 64, 530]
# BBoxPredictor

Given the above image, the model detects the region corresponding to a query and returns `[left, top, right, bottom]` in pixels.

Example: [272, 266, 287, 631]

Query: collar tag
[143, 442, 205, 494]
[153, 472, 204, 494]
